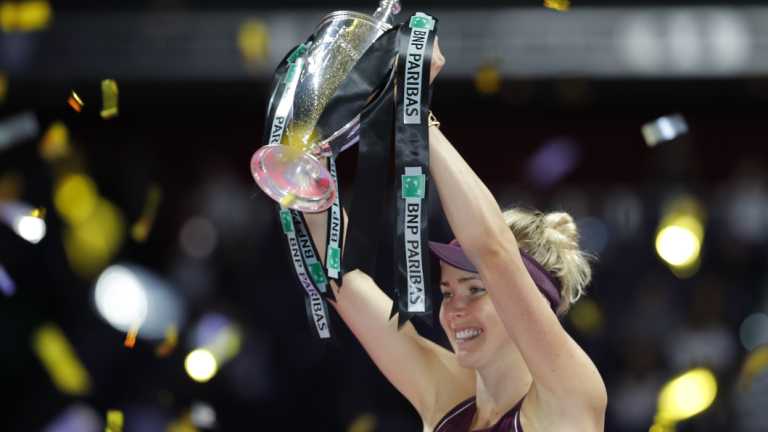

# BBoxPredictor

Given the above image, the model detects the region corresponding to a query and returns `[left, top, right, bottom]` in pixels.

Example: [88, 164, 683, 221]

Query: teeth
[455, 328, 482, 340]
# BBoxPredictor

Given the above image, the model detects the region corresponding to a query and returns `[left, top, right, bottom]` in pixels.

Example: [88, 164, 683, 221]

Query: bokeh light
[656, 367, 717, 425]
[655, 223, 700, 267]
[94, 263, 184, 340]
[94, 265, 148, 331]
[54, 173, 99, 225]
[15, 214, 46, 243]
[739, 313, 768, 351]
[655, 196, 705, 277]
[185, 349, 218, 383]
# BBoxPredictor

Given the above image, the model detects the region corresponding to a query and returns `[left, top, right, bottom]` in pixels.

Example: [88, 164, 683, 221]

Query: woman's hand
[429, 37, 445, 84]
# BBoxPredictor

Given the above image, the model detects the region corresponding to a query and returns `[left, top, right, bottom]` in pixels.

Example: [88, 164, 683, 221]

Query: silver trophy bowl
[251, 0, 400, 212]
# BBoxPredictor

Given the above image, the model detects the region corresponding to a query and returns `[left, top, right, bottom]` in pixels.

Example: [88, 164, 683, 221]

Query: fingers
[430, 36, 445, 84]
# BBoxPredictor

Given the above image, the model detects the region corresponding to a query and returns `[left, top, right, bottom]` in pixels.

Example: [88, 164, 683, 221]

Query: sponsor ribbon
[391, 13, 437, 326]
[325, 157, 344, 283]
[278, 208, 332, 339]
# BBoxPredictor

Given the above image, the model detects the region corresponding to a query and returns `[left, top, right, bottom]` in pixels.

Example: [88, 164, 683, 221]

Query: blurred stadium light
[6, 7, 768, 81]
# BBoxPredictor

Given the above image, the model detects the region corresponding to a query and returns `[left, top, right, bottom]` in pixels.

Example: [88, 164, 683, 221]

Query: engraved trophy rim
[317, 10, 394, 34]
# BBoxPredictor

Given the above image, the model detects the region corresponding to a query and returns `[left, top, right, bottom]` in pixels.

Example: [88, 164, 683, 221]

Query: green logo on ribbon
[279, 210, 293, 233]
[410, 13, 435, 31]
[328, 247, 341, 271]
[402, 174, 426, 199]
[309, 262, 327, 285]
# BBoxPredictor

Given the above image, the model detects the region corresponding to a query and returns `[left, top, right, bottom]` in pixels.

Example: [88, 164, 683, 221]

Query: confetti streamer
[544, 0, 571, 11]
[155, 325, 179, 357]
[641, 113, 689, 147]
[105, 410, 123, 432]
[68, 91, 84, 113]
[32, 323, 92, 395]
[0, 263, 15, 296]
[131, 184, 162, 242]
[123, 322, 141, 349]
[39, 121, 71, 161]
[100, 79, 119, 119]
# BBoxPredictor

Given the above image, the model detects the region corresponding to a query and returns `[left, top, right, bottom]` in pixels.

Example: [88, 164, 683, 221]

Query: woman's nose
[448, 307, 467, 320]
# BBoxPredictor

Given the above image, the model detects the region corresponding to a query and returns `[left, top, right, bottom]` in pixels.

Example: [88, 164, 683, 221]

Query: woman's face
[438, 262, 510, 369]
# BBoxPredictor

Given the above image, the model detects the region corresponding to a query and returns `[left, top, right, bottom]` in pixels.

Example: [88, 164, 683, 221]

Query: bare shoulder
[521, 377, 607, 432]
[412, 336, 475, 427]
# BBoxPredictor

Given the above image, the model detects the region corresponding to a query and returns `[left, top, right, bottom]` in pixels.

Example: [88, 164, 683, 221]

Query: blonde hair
[502, 208, 593, 315]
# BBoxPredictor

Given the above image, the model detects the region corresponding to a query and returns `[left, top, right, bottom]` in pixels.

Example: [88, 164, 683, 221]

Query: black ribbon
[390, 14, 437, 327]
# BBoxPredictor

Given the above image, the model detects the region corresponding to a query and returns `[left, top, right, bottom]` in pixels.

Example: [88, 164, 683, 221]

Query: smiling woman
[298, 37, 606, 431]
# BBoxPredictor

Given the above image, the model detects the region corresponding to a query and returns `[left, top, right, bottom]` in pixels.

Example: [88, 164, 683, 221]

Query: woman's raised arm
[427, 125, 607, 423]
[301, 205, 473, 424]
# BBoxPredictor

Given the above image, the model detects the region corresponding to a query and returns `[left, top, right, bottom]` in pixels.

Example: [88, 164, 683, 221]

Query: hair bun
[541, 212, 579, 250]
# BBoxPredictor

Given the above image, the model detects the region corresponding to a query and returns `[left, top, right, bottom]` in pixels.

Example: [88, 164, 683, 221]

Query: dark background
[2, 1, 768, 431]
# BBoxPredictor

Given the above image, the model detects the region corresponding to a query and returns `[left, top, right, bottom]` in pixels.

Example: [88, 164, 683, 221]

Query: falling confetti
[105, 410, 123, 432]
[39, 121, 72, 161]
[156, 325, 179, 358]
[641, 113, 689, 147]
[0, 0, 52, 32]
[238, 20, 270, 66]
[68, 91, 84, 113]
[131, 184, 162, 242]
[544, 0, 571, 12]
[474, 63, 501, 95]
[30, 206, 46, 219]
[100, 79, 119, 119]
[0, 263, 15, 296]
[32, 323, 92, 395]
[123, 322, 141, 349]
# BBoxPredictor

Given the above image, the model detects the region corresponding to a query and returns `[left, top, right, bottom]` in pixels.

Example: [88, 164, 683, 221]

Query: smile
[455, 328, 483, 341]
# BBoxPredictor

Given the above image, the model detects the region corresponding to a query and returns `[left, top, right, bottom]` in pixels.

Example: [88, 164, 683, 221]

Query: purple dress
[434, 397, 524, 432]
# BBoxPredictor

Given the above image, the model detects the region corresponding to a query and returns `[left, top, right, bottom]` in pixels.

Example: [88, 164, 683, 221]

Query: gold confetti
[0, 72, 7, 103]
[474, 63, 501, 95]
[238, 20, 270, 65]
[347, 413, 377, 432]
[124, 322, 141, 349]
[167, 413, 199, 432]
[30, 207, 46, 219]
[32, 323, 92, 396]
[156, 325, 178, 358]
[68, 91, 84, 113]
[131, 184, 162, 242]
[39, 121, 71, 161]
[100, 79, 119, 119]
[106, 410, 124, 432]
[544, 0, 571, 11]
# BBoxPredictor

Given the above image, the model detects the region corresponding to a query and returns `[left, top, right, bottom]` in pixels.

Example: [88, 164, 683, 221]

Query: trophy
[252, 1, 439, 339]
[250, 0, 401, 212]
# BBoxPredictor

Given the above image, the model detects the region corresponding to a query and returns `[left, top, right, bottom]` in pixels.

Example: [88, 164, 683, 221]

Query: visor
[429, 239, 562, 312]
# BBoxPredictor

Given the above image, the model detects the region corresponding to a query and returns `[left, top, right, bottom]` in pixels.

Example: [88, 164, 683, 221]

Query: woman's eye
[469, 287, 486, 295]
[441, 292, 453, 299]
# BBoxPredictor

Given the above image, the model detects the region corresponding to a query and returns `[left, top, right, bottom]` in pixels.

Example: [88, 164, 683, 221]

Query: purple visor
[429, 239, 562, 312]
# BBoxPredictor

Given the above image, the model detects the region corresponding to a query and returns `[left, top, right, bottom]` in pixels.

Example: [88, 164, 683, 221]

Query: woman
[302, 41, 606, 431]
